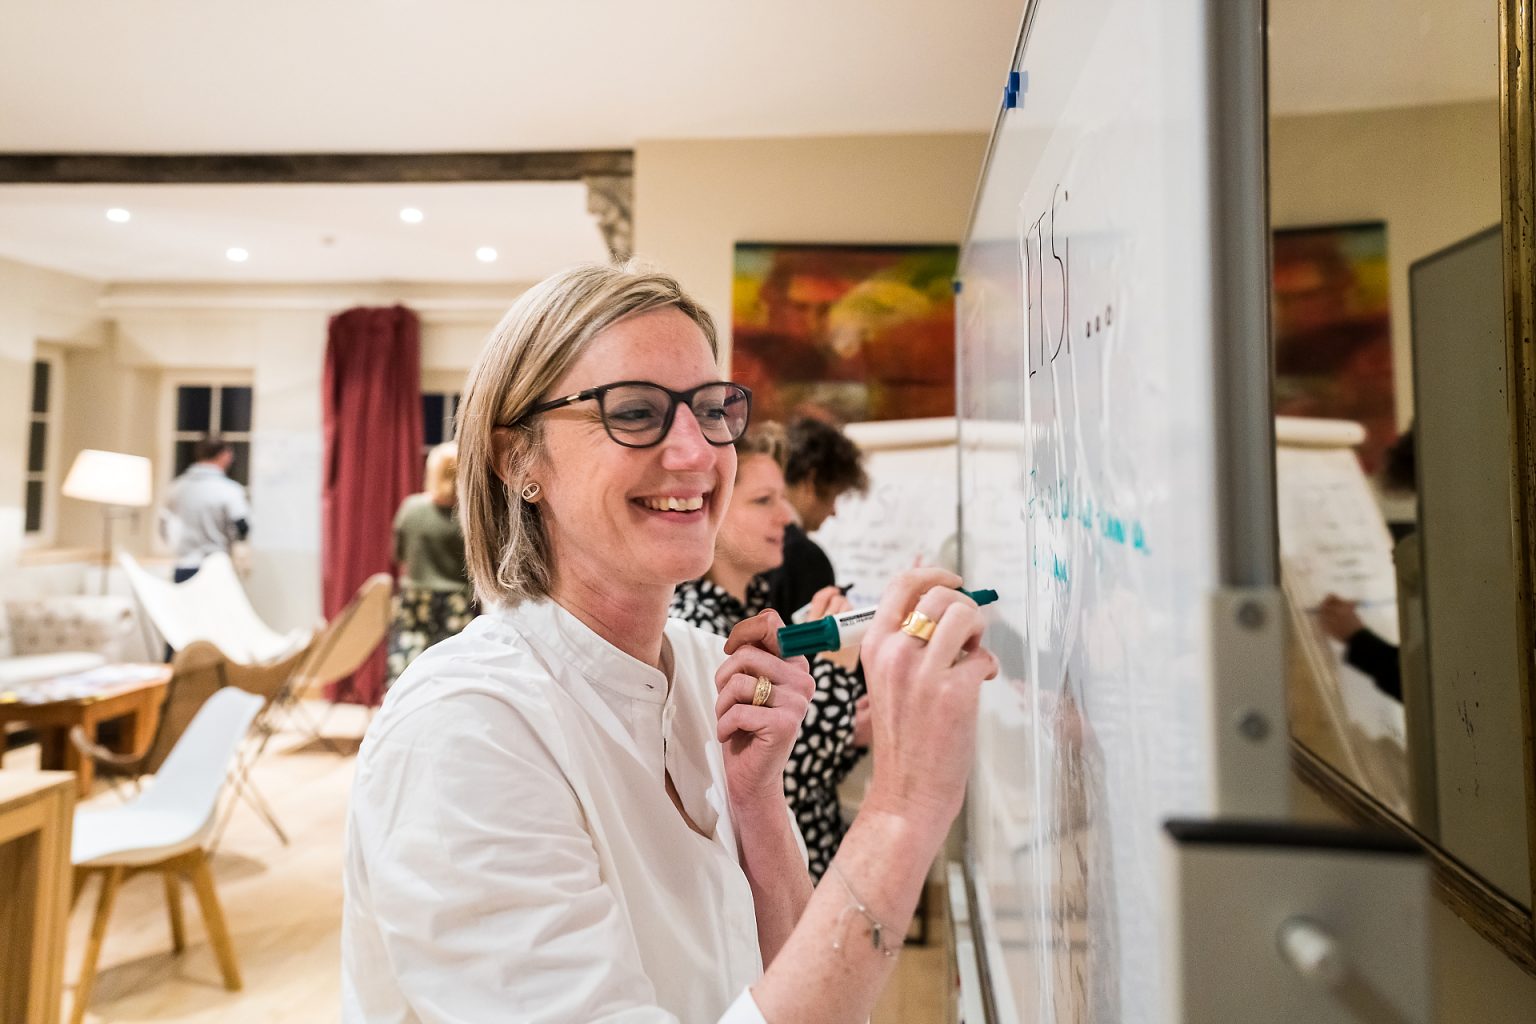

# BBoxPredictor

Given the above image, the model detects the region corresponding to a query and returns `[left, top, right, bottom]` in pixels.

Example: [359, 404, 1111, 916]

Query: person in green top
[386, 442, 478, 690]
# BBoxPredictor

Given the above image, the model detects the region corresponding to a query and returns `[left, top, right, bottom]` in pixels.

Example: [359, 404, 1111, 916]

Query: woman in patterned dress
[670, 424, 871, 881]
[386, 442, 477, 689]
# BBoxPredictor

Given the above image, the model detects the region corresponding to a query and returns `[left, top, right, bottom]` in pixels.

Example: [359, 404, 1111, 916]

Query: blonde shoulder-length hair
[457, 262, 719, 608]
[424, 442, 458, 506]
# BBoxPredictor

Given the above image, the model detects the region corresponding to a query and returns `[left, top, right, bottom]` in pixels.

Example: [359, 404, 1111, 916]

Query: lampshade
[62, 449, 153, 507]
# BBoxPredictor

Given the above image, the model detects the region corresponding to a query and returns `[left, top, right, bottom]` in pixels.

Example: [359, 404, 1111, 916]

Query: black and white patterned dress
[670, 576, 866, 882]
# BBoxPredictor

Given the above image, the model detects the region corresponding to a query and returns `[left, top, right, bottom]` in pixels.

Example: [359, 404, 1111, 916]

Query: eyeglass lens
[601, 383, 749, 446]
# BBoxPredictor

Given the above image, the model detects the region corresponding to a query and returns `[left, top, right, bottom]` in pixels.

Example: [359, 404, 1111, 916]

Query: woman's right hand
[857, 568, 998, 828]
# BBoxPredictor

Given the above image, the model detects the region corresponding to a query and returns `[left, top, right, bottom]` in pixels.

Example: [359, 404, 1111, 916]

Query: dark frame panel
[0, 150, 631, 185]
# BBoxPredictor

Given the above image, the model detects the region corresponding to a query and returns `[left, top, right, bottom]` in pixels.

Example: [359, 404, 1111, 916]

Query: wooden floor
[4, 703, 949, 1024]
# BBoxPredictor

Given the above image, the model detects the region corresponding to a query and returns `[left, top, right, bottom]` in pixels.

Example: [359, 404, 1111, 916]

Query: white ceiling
[0, 0, 1500, 285]
[0, 183, 608, 283]
[0, 0, 1023, 153]
[1268, 0, 1498, 116]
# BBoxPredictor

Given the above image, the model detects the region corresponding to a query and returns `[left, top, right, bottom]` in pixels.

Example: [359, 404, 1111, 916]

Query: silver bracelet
[827, 860, 901, 958]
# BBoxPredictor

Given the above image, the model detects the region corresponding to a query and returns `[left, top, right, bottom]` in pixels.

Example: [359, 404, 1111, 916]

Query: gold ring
[900, 610, 938, 643]
[751, 676, 773, 707]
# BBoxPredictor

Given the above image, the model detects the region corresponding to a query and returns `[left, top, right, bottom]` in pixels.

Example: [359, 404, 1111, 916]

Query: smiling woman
[340, 261, 999, 1024]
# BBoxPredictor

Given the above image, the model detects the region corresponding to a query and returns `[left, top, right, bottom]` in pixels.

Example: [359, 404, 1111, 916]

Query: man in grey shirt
[161, 438, 251, 583]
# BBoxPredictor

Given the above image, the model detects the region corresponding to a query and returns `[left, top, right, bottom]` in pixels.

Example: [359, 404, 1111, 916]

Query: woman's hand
[807, 585, 861, 671]
[858, 568, 998, 827]
[716, 611, 815, 808]
[1317, 594, 1365, 642]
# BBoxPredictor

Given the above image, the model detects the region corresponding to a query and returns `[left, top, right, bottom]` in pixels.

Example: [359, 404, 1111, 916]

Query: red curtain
[322, 305, 422, 705]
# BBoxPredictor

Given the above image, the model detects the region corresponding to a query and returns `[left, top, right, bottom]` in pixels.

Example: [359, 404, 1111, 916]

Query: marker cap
[778, 616, 839, 659]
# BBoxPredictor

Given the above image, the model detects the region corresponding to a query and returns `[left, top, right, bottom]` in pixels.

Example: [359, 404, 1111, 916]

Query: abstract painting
[1272, 222, 1397, 472]
[731, 243, 958, 424]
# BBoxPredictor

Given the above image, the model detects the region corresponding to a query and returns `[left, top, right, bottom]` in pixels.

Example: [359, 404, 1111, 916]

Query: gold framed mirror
[1275, 0, 1536, 978]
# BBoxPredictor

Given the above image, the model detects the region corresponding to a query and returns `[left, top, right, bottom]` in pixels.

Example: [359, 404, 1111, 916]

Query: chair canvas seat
[72, 808, 212, 867]
[119, 551, 311, 662]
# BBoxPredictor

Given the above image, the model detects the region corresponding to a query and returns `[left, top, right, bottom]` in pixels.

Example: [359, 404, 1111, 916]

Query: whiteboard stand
[1162, 820, 1429, 1024]
[1208, 587, 1289, 815]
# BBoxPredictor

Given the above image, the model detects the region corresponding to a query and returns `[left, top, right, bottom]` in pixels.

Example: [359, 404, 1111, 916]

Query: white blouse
[342, 599, 770, 1023]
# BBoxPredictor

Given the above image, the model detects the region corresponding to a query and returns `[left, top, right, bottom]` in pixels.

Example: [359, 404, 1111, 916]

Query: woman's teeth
[641, 495, 704, 512]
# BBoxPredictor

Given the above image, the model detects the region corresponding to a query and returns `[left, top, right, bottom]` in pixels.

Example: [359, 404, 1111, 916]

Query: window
[421, 389, 461, 464]
[170, 383, 254, 486]
[24, 355, 58, 538]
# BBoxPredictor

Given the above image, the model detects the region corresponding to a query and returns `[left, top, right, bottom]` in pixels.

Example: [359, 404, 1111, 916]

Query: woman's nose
[659, 404, 715, 469]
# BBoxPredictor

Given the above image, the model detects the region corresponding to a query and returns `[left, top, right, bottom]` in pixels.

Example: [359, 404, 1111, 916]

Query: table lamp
[61, 449, 152, 594]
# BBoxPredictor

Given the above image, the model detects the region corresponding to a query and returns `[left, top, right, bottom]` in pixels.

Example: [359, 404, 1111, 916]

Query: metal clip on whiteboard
[1162, 820, 1429, 1024]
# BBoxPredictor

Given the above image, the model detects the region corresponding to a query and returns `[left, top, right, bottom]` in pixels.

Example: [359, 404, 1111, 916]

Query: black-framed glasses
[510, 380, 753, 449]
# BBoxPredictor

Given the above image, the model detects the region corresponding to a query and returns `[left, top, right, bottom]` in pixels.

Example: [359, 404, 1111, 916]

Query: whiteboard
[807, 418, 957, 610]
[956, 2, 1278, 1022]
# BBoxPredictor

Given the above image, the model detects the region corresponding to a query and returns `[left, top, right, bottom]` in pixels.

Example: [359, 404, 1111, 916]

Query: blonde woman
[670, 423, 870, 883]
[342, 263, 997, 1023]
[385, 442, 476, 689]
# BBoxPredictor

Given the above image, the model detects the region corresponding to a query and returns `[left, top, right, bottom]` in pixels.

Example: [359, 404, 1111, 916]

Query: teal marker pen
[777, 587, 999, 657]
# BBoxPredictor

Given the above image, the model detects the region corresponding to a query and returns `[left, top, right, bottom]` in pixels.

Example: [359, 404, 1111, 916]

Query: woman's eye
[696, 404, 728, 423]
[611, 405, 659, 424]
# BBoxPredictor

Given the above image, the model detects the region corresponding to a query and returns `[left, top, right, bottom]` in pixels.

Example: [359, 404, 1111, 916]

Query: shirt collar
[496, 598, 670, 705]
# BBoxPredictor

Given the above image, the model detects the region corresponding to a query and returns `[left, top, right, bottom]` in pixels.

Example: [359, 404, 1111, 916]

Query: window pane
[177, 386, 212, 432]
[31, 360, 50, 415]
[28, 420, 46, 473]
[25, 480, 43, 533]
[220, 386, 253, 434]
[422, 394, 445, 445]
[228, 441, 251, 486]
[175, 440, 198, 477]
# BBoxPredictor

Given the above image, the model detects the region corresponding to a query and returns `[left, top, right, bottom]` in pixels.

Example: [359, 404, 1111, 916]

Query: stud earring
[520, 482, 542, 502]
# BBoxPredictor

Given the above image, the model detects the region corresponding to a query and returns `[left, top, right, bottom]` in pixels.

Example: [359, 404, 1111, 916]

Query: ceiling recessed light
[399, 207, 424, 224]
[105, 208, 131, 223]
[476, 246, 498, 263]
[225, 247, 250, 263]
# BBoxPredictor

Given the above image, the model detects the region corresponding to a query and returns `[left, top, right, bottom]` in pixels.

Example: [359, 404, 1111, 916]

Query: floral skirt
[386, 584, 478, 690]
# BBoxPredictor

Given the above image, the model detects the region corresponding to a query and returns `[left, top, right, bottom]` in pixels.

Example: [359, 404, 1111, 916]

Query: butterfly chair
[69, 687, 263, 1024]
[281, 573, 394, 753]
[70, 636, 313, 846]
[118, 550, 311, 664]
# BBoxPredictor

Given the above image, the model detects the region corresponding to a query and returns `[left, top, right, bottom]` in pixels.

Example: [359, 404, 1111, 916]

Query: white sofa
[0, 597, 139, 689]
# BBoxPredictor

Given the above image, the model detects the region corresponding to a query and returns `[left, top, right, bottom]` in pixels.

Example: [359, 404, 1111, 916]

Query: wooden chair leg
[163, 870, 186, 953]
[70, 864, 124, 1024]
[70, 866, 90, 911]
[185, 850, 242, 991]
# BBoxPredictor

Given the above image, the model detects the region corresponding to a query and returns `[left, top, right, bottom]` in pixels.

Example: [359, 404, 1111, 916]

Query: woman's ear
[489, 428, 519, 487]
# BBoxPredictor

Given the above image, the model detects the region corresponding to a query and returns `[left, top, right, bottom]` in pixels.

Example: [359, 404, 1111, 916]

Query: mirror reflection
[1269, 0, 1531, 909]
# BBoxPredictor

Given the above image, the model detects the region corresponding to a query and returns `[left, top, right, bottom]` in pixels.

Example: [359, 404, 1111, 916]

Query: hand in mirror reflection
[1317, 594, 1365, 642]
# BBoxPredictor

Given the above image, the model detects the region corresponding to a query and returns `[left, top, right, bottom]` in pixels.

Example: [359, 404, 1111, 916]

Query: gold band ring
[751, 676, 773, 707]
[900, 610, 938, 643]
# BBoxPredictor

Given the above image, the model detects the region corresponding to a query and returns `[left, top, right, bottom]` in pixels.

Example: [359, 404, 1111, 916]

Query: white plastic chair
[68, 687, 263, 1024]
[118, 550, 311, 663]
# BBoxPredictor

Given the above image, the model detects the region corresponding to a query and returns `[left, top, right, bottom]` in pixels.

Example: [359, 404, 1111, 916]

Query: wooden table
[0, 772, 75, 1024]
[0, 667, 172, 797]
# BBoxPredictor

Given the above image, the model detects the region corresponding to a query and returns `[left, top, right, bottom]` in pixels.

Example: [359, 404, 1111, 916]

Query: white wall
[0, 255, 105, 585]
[634, 132, 988, 366]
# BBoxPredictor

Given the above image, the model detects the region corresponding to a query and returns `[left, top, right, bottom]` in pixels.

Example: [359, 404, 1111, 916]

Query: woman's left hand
[716, 611, 815, 807]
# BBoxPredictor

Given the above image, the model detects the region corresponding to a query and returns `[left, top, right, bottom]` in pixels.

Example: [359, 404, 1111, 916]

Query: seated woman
[671, 422, 870, 882]
[385, 442, 477, 690]
[342, 263, 997, 1024]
